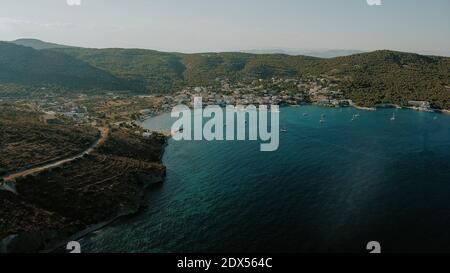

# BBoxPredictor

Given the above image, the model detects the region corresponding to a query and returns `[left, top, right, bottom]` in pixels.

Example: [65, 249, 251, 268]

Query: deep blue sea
[81, 106, 450, 253]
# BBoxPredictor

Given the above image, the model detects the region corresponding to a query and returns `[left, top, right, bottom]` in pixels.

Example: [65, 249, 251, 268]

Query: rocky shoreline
[139, 100, 449, 122]
[0, 128, 168, 253]
[44, 171, 166, 253]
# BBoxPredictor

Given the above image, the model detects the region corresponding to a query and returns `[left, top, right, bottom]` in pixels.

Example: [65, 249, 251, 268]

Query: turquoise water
[81, 106, 450, 252]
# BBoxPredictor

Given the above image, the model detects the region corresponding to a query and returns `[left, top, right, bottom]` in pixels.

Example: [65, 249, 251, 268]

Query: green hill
[56, 48, 324, 91]
[11, 38, 74, 50]
[56, 47, 187, 92]
[1, 39, 449, 109]
[55, 47, 450, 108]
[320, 50, 450, 109]
[0, 42, 128, 90]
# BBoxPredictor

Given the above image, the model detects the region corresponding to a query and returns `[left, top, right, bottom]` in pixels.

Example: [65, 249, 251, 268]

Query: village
[0, 75, 436, 136]
[135, 75, 353, 121]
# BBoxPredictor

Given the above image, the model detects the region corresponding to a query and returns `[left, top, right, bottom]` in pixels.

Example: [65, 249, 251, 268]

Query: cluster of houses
[407, 101, 433, 112]
[24, 76, 438, 139]
[36, 98, 92, 124]
[163, 76, 348, 109]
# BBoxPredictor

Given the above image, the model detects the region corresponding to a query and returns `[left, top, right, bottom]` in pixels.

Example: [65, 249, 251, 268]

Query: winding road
[0, 127, 109, 188]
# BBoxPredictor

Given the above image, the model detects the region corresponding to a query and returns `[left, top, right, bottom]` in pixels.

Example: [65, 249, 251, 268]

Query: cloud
[367, 0, 382, 6]
[66, 0, 82, 6]
[0, 17, 30, 32]
[0, 17, 76, 34]
[0, 17, 30, 26]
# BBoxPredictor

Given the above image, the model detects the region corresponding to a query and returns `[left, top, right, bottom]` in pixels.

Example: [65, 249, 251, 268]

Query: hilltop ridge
[11, 38, 75, 50]
[1, 39, 449, 109]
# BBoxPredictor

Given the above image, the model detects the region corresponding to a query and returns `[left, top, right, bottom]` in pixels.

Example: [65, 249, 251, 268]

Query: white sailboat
[390, 113, 396, 121]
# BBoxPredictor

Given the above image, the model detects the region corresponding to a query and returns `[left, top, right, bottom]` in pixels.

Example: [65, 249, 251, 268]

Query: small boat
[390, 113, 396, 121]
[281, 128, 288, 133]
[303, 113, 308, 117]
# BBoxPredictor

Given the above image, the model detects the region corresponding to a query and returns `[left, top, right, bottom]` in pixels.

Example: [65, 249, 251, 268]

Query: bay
[80, 106, 450, 253]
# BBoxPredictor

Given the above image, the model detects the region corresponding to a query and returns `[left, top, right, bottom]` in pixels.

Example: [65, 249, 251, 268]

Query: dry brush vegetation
[0, 106, 167, 252]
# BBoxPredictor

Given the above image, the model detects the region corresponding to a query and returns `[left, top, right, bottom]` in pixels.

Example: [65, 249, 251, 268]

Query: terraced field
[0, 113, 167, 252]
[14, 152, 165, 224]
[0, 122, 99, 174]
[0, 190, 82, 251]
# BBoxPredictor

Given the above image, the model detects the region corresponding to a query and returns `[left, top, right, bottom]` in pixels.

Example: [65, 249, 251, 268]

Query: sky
[0, 0, 449, 54]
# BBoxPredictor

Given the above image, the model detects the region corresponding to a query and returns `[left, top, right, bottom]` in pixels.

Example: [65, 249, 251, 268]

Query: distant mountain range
[242, 48, 365, 58]
[1, 38, 449, 109]
[11, 38, 74, 50]
[13, 39, 450, 58]
[243, 48, 450, 58]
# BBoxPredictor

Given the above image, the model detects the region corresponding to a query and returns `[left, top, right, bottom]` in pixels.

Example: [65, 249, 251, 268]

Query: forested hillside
[0, 42, 128, 90]
[1, 39, 449, 109]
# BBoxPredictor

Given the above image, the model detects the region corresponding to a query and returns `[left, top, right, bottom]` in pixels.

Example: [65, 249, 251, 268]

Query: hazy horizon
[7, 38, 450, 58]
[1, 0, 449, 55]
